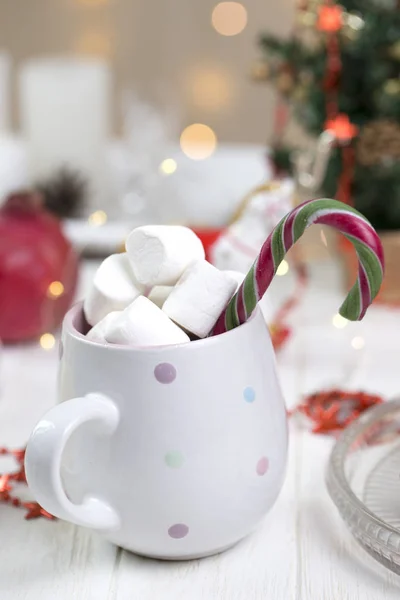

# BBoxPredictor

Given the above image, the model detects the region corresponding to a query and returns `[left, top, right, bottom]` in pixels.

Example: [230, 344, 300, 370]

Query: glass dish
[327, 399, 400, 575]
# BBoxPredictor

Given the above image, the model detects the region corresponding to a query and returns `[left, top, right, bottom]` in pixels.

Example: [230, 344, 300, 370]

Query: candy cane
[211, 198, 384, 336]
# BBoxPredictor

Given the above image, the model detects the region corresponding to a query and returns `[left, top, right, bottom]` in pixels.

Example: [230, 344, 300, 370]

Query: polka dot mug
[25, 302, 288, 560]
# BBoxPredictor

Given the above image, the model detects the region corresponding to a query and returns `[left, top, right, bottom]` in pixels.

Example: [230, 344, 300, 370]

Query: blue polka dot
[243, 387, 256, 403]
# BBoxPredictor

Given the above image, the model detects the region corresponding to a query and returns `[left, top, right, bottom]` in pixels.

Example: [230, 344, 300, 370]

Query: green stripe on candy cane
[340, 234, 383, 317]
[212, 198, 384, 336]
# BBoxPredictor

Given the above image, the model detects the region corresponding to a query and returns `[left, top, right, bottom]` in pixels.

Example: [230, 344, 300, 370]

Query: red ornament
[0, 192, 79, 343]
[190, 227, 224, 262]
[317, 5, 343, 32]
[325, 114, 358, 143]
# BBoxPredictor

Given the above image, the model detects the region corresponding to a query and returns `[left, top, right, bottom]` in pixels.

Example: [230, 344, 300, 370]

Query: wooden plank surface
[1, 259, 400, 599]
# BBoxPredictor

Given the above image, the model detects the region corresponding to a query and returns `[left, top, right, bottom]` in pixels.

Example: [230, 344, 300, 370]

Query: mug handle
[25, 393, 120, 531]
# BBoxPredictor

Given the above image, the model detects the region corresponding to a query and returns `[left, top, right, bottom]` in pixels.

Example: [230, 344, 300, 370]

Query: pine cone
[356, 120, 400, 167]
[36, 168, 87, 219]
[276, 71, 296, 95]
[251, 61, 271, 82]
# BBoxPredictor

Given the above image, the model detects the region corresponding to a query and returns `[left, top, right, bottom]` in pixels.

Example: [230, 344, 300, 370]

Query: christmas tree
[256, 0, 400, 231]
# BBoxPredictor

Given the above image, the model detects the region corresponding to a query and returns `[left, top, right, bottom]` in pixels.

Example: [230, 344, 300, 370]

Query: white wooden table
[1, 258, 400, 600]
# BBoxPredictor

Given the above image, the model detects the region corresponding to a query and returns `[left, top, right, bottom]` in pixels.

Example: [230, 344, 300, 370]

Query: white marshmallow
[83, 253, 144, 326]
[223, 270, 245, 290]
[86, 311, 122, 343]
[126, 225, 205, 287]
[105, 296, 190, 347]
[148, 286, 173, 309]
[163, 260, 238, 338]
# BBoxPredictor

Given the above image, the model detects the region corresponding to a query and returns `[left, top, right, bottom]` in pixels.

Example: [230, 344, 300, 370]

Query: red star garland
[11, 448, 26, 464]
[0, 447, 56, 520]
[0, 474, 12, 501]
[9, 448, 26, 483]
[23, 502, 56, 521]
[292, 390, 383, 434]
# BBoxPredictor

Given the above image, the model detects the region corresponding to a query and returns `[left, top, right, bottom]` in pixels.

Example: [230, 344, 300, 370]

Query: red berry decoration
[317, 5, 343, 32]
[0, 191, 79, 343]
[325, 114, 358, 143]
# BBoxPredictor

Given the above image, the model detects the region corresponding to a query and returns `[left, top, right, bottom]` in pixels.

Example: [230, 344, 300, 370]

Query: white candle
[0, 52, 11, 134]
[0, 136, 29, 204]
[19, 57, 112, 214]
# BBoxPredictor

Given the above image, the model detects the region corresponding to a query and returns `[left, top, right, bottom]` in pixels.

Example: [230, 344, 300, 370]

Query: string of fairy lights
[39, 280, 66, 349]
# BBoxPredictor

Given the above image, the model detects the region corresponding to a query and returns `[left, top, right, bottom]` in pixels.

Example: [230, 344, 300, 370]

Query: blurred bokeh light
[211, 2, 248, 37]
[180, 124, 217, 160]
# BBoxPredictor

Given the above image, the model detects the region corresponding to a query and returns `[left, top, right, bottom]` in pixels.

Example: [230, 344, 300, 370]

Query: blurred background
[0, 0, 302, 232]
[1, 3, 400, 583]
[0, 0, 294, 142]
[0, 0, 399, 345]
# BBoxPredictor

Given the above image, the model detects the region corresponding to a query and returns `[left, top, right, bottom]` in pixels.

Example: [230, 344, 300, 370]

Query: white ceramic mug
[25, 302, 288, 560]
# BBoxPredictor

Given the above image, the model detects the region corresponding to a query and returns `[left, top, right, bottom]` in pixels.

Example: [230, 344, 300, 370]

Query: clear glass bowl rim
[327, 399, 400, 554]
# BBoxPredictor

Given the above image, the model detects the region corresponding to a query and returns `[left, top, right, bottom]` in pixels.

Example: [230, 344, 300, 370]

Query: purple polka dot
[154, 363, 177, 384]
[256, 456, 269, 476]
[168, 523, 189, 539]
[58, 340, 64, 361]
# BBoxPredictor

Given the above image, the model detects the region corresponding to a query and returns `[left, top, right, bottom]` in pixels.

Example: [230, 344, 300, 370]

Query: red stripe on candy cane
[283, 206, 301, 250]
[314, 212, 383, 265]
[255, 237, 276, 300]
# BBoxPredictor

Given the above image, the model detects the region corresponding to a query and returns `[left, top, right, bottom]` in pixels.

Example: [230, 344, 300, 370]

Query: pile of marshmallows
[84, 225, 244, 347]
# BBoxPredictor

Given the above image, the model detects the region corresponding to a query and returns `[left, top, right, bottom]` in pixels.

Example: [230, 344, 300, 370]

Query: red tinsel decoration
[291, 390, 383, 434]
[319, 1, 359, 206]
[0, 446, 55, 520]
[325, 114, 358, 205]
[336, 145, 356, 206]
[321, 1, 342, 118]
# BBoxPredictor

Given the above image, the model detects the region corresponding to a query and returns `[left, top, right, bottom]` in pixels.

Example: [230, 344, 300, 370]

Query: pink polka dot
[154, 363, 177, 384]
[168, 523, 189, 539]
[256, 456, 269, 476]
